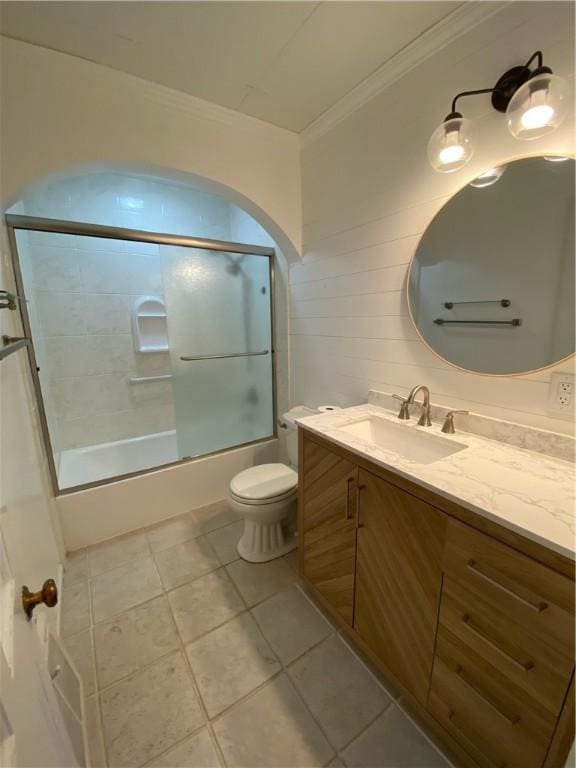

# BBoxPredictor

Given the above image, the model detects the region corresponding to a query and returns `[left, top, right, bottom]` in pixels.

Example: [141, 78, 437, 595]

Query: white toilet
[228, 406, 317, 563]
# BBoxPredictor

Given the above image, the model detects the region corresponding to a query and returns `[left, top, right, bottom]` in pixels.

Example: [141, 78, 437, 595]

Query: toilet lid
[230, 463, 298, 501]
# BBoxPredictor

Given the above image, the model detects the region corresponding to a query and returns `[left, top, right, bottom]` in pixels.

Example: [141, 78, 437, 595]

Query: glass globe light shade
[506, 72, 570, 140]
[428, 117, 474, 173]
[469, 164, 507, 188]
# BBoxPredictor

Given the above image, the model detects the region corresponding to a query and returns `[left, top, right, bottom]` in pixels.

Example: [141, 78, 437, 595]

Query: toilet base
[237, 519, 297, 563]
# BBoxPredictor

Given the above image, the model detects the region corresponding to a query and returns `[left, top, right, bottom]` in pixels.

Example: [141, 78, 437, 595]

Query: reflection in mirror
[408, 156, 575, 375]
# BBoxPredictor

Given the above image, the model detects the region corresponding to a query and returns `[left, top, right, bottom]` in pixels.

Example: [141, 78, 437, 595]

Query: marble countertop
[296, 404, 575, 560]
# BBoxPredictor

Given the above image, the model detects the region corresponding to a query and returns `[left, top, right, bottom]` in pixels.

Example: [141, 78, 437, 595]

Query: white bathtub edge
[57, 438, 279, 551]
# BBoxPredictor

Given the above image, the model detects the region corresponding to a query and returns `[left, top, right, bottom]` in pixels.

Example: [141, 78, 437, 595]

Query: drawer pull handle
[461, 614, 535, 672]
[467, 560, 548, 613]
[455, 665, 521, 726]
[346, 477, 355, 520]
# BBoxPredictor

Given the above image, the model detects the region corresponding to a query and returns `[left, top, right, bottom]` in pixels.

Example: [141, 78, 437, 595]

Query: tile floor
[61, 502, 451, 768]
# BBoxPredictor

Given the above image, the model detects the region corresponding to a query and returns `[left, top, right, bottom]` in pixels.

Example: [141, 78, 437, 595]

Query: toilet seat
[229, 463, 297, 502]
[229, 487, 297, 506]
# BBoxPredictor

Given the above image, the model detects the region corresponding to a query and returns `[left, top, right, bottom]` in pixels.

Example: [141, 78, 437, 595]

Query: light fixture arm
[448, 88, 498, 120]
[443, 51, 552, 121]
[524, 50, 543, 70]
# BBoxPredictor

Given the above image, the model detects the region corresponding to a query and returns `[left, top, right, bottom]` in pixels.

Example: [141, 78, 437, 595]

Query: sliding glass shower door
[7, 215, 275, 492]
[161, 245, 274, 459]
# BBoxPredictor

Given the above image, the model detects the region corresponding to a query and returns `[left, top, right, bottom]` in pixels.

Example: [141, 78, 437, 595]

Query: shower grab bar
[180, 350, 270, 362]
[129, 373, 173, 384]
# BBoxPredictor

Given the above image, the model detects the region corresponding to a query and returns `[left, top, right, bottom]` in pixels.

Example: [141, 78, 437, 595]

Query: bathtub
[56, 433, 279, 550]
[58, 430, 179, 489]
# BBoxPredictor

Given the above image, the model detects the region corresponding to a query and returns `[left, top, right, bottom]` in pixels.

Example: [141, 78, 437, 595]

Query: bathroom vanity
[297, 404, 575, 768]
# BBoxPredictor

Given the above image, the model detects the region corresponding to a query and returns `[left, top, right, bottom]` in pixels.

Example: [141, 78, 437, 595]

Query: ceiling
[0, 1, 462, 132]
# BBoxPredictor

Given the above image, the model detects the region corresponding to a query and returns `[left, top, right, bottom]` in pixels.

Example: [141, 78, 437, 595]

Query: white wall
[0, 37, 301, 259]
[0, 37, 300, 550]
[295, 1, 575, 434]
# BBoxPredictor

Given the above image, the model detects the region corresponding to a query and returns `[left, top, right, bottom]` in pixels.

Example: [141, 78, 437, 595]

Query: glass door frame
[5, 213, 278, 495]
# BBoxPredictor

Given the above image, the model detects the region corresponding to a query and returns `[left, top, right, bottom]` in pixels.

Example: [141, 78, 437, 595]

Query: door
[160, 244, 274, 460]
[0, 249, 82, 767]
[300, 434, 358, 626]
[354, 469, 447, 704]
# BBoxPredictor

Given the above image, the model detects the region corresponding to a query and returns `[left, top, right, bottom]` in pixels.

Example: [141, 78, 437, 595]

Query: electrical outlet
[547, 373, 575, 420]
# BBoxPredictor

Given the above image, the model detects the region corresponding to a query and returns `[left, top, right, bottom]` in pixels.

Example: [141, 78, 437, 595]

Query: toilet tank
[281, 406, 318, 469]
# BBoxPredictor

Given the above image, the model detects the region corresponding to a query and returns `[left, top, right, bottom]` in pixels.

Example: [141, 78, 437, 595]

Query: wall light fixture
[428, 51, 570, 173]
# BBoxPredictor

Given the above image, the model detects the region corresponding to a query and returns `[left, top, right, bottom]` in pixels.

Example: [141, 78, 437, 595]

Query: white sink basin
[340, 416, 467, 465]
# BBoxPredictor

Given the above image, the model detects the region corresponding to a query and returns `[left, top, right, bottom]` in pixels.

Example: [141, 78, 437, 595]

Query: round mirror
[408, 155, 575, 375]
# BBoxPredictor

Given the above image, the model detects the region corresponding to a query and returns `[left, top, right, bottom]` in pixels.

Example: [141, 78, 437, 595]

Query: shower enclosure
[6, 215, 276, 492]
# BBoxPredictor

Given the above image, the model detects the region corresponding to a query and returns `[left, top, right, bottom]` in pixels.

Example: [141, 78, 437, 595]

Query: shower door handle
[180, 350, 270, 361]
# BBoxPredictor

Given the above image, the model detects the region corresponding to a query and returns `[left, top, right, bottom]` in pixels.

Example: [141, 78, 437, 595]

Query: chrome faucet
[393, 385, 433, 426]
[407, 385, 432, 427]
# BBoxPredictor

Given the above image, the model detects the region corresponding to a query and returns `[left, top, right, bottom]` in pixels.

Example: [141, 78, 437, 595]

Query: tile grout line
[110, 511, 239, 766]
[97, 565, 352, 762]
[280, 627, 391, 762]
[152, 550, 342, 763]
[138, 721, 213, 768]
[84, 575, 350, 767]
[394, 696, 457, 768]
[335, 698, 395, 757]
[336, 631, 453, 765]
[161, 577, 229, 768]
[89, 565, 109, 768]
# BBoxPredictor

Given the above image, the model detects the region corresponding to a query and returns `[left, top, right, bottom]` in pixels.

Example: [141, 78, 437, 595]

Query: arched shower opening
[5, 166, 292, 493]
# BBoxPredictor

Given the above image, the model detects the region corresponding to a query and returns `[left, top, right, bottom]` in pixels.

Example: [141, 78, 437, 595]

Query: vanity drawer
[439, 577, 573, 716]
[443, 520, 574, 657]
[429, 628, 556, 768]
[429, 627, 557, 768]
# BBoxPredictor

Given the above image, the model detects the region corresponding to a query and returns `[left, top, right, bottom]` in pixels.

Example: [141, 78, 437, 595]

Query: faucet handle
[441, 410, 469, 434]
[392, 394, 410, 420]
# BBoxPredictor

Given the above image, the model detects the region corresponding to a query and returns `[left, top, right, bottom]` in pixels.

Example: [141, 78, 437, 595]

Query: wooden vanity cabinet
[429, 519, 575, 768]
[354, 468, 446, 705]
[299, 430, 359, 626]
[298, 427, 575, 768]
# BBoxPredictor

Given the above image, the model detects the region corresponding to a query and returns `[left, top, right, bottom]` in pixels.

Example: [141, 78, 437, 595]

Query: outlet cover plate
[547, 372, 575, 420]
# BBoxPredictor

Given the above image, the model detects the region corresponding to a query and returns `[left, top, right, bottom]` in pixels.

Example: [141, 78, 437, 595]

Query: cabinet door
[300, 434, 358, 626]
[354, 468, 447, 704]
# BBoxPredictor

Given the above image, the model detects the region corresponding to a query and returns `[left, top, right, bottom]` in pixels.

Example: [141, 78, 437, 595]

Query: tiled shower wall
[24, 231, 175, 452]
[15, 173, 272, 454]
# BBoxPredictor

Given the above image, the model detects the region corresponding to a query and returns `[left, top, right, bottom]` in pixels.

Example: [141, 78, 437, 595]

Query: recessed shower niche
[132, 296, 169, 353]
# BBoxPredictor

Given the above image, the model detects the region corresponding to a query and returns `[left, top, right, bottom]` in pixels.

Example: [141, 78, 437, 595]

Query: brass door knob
[22, 579, 58, 620]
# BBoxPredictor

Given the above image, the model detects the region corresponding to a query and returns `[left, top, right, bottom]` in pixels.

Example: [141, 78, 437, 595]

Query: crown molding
[1, 35, 298, 143]
[301, 1, 511, 148]
[130, 72, 298, 142]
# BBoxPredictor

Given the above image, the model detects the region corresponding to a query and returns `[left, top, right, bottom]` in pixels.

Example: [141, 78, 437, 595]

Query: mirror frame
[406, 151, 576, 378]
